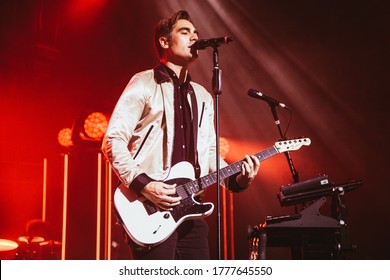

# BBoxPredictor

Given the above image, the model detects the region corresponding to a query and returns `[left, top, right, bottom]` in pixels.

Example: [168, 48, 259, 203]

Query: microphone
[247, 89, 288, 108]
[191, 36, 233, 50]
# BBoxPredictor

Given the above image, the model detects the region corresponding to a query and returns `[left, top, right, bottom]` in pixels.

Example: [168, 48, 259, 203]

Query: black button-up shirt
[162, 65, 196, 166]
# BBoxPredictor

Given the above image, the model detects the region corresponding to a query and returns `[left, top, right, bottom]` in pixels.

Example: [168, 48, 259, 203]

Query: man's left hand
[236, 155, 260, 188]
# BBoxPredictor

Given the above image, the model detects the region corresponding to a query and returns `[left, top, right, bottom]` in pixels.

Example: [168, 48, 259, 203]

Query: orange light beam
[42, 158, 47, 222]
[61, 153, 69, 260]
[229, 191, 235, 260]
[104, 160, 112, 260]
[222, 187, 228, 260]
[96, 152, 102, 260]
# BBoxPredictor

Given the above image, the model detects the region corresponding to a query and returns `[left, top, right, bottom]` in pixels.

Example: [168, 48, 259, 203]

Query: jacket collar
[153, 64, 171, 84]
[153, 63, 192, 84]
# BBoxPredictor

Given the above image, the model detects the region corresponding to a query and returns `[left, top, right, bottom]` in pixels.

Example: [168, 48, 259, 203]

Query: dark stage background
[0, 0, 389, 260]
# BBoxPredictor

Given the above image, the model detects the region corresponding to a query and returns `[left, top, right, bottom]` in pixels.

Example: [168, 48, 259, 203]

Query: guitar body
[114, 161, 214, 247]
[113, 138, 311, 247]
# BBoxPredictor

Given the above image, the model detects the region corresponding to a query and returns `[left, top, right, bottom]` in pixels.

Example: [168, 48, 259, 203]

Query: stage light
[83, 112, 108, 140]
[70, 111, 109, 147]
[58, 128, 73, 148]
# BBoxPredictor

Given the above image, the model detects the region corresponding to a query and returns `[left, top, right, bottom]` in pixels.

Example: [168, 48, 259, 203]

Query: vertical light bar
[104, 160, 112, 260]
[61, 153, 69, 260]
[222, 187, 228, 260]
[42, 158, 48, 222]
[96, 152, 102, 260]
[229, 192, 235, 259]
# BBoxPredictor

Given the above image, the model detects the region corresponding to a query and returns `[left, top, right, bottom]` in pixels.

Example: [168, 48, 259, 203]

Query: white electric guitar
[114, 138, 311, 247]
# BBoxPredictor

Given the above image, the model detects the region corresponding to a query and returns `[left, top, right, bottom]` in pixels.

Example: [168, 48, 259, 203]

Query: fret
[185, 181, 199, 195]
[211, 173, 217, 183]
[255, 146, 278, 161]
[257, 150, 270, 159]
[200, 176, 213, 190]
[219, 168, 228, 179]
[219, 167, 232, 181]
[234, 162, 242, 172]
[190, 181, 199, 193]
[223, 166, 234, 177]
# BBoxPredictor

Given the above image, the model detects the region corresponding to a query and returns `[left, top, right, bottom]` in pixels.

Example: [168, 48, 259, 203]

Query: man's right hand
[140, 181, 181, 211]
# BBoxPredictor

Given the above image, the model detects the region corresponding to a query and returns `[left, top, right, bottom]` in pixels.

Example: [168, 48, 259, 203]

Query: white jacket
[102, 64, 228, 192]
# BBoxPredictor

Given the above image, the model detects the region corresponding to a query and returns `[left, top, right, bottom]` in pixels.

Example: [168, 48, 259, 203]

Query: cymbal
[18, 236, 45, 244]
[39, 240, 61, 247]
[0, 239, 18, 260]
[0, 239, 18, 251]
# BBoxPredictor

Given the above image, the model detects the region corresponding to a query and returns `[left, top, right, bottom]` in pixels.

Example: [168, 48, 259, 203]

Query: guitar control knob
[163, 213, 170, 219]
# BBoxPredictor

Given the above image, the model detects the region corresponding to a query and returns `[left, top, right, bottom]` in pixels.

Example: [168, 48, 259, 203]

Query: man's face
[164, 19, 199, 64]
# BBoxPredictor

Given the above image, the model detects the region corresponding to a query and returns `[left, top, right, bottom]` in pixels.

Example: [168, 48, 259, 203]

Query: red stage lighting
[70, 111, 109, 147]
[83, 112, 108, 140]
[58, 128, 74, 148]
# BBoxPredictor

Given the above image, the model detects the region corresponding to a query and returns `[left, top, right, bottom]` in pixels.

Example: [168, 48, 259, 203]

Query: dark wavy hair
[154, 10, 193, 59]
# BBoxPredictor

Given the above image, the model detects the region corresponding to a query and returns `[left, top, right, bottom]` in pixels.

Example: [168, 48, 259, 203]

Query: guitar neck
[182, 145, 279, 195]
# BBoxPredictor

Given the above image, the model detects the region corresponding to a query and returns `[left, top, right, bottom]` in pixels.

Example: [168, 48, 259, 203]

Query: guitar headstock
[275, 138, 311, 153]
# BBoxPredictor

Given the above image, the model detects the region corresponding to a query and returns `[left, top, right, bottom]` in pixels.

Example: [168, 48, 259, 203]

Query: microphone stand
[270, 105, 299, 184]
[270, 105, 302, 258]
[211, 46, 223, 260]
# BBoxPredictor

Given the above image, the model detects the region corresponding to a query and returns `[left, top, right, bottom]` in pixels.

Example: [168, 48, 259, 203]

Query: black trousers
[127, 219, 210, 260]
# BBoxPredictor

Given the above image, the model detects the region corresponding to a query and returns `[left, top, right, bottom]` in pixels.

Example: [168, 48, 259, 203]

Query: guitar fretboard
[176, 145, 279, 198]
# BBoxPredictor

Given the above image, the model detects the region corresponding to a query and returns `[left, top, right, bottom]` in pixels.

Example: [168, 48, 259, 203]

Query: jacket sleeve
[101, 74, 152, 191]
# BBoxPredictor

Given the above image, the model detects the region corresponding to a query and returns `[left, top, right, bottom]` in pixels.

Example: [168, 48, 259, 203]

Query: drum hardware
[16, 235, 45, 260]
[16, 237, 62, 260]
[39, 240, 62, 260]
